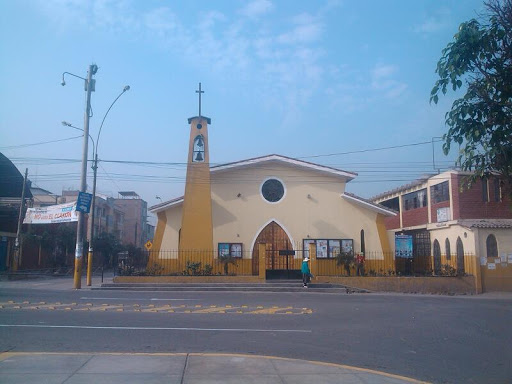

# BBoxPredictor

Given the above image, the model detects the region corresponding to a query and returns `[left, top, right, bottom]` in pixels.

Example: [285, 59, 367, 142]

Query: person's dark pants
[356, 264, 365, 276]
[302, 273, 310, 286]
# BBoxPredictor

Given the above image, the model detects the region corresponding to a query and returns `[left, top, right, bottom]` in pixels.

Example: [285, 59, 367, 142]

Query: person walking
[356, 252, 365, 276]
[301, 257, 311, 288]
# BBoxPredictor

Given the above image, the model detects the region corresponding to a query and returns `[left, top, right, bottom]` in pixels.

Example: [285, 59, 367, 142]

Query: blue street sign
[76, 192, 93, 213]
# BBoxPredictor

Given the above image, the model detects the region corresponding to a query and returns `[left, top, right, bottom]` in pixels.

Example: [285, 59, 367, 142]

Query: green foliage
[439, 264, 458, 277]
[183, 261, 202, 275]
[22, 224, 77, 267]
[367, 268, 396, 277]
[431, 0, 512, 193]
[202, 263, 213, 276]
[335, 251, 354, 267]
[94, 232, 123, 267]
[218, 254, 237, 275]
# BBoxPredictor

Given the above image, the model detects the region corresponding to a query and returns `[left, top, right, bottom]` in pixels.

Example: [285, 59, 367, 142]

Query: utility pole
[13, 168, 28, 272]
[73, 64, 97, 289]
[86, 153, 98, 286]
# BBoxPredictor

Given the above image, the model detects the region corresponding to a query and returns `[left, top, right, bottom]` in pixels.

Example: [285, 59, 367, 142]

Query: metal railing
[116, 249, 255, 276]
[114, 249, 476, 278]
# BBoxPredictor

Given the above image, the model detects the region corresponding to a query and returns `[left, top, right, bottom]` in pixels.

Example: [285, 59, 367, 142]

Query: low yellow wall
[480, 260, 512, 292]
[316, 276, 477, 294]
[113, 275, 476, 294]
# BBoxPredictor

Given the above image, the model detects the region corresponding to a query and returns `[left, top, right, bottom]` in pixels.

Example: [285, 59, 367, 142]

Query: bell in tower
[193, 135, 205, 162]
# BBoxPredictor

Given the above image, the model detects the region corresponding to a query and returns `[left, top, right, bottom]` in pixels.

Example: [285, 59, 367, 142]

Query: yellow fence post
[309, 242, 317, 281]
[258, 243, 266, 281]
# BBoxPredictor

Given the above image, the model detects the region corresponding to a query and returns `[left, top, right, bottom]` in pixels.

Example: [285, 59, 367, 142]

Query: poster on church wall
[303, 239, 315, 259]
[23, 202, 78, 224]
[329, 240, 341, 258]
[341, 239, 354, 256]
[218, 243, 230, 257]
[316, 240, 328, 258]
[230, 243, 242, 258]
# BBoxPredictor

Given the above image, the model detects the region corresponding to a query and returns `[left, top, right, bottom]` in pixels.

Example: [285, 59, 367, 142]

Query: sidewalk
[0, 352, 428, 383]
[0, 273, 113, 291]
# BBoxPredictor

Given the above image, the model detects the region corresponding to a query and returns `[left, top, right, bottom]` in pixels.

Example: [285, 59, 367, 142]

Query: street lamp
[62, 64, 98, 289]
[86, 85, 130, 286]
[62, 121, 95, 156]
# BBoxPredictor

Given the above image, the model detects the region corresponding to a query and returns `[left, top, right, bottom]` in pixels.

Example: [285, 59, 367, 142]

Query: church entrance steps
[95, 282, 370, 294]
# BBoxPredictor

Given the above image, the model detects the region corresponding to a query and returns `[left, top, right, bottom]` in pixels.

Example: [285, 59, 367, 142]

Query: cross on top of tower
[196, 82, 204, 118]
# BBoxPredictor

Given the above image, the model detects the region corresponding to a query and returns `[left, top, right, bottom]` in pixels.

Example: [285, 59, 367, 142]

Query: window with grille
[403, 189, 428, 211]
[431, 181, 449, 204]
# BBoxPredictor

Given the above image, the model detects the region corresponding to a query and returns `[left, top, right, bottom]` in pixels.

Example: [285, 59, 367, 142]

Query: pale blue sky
[0, 0, 484, 214]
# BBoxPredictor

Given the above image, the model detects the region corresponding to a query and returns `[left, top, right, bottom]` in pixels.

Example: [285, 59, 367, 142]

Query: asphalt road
[0, 278, 511, 384]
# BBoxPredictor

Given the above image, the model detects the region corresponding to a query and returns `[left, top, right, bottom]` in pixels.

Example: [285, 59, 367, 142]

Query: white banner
[23, 202, 78, 224]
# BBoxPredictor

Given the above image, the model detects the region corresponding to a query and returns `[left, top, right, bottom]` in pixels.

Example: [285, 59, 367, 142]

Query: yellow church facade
[149, 112, 396, 279]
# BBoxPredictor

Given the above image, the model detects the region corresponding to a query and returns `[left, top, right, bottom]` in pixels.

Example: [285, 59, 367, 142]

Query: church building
[149, 85, 396, 278]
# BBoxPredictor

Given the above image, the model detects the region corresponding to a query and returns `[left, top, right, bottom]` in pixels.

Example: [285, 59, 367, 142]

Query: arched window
[486, 234, 498, 258]
[445, 238, 451, 261]
[433, 240, 441, 275]
[456, 237, 464, 275]
[360, 229, 365, 254]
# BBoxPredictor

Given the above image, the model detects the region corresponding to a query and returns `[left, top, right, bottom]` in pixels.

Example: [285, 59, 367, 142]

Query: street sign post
[76, 192, 93, 213]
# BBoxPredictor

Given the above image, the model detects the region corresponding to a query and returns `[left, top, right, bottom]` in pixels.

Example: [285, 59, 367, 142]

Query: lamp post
[86, 85, 130, 286]
[62, 64, 98, 289]
[62, 85, 130, 287]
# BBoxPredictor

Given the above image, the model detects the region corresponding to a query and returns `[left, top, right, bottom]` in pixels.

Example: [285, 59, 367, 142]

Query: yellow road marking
[193, 307, 239, 313]
[248, 306, 293, 314]
[0, 302, 312, 315]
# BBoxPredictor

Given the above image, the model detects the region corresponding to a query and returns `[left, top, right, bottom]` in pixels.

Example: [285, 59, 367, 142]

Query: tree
[93, 233, 122, 267]
[431, 0, 512, 193]
[218, 254, 237, 275]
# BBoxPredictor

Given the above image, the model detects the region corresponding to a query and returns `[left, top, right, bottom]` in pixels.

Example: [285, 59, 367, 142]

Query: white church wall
[158, 205, 182, 258]
[211, 163, 386, 257]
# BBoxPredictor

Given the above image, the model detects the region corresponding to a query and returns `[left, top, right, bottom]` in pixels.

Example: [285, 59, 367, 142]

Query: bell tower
[179, 83, 214, 254]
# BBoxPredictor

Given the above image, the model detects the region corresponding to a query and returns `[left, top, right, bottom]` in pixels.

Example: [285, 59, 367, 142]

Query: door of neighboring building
[251, 221, 298, 279]
[396, 230, 431, 275]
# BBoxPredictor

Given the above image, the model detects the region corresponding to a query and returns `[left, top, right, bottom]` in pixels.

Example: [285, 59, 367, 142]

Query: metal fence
[116, 249, 256, 276]
[114, 249, 476, 278]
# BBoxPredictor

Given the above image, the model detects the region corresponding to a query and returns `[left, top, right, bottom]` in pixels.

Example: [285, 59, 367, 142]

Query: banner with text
[23, 202, 78, 224]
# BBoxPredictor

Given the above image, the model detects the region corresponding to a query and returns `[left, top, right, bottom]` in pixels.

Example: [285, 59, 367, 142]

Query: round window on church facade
[261, 178, 285, 203]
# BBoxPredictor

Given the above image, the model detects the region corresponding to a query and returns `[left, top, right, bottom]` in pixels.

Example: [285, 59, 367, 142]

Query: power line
[298, 139, 443, 159]
[0, 136, 83, 150]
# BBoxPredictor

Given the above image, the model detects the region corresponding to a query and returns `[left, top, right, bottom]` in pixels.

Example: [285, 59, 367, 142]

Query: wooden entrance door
[251, 221, 293, 277]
